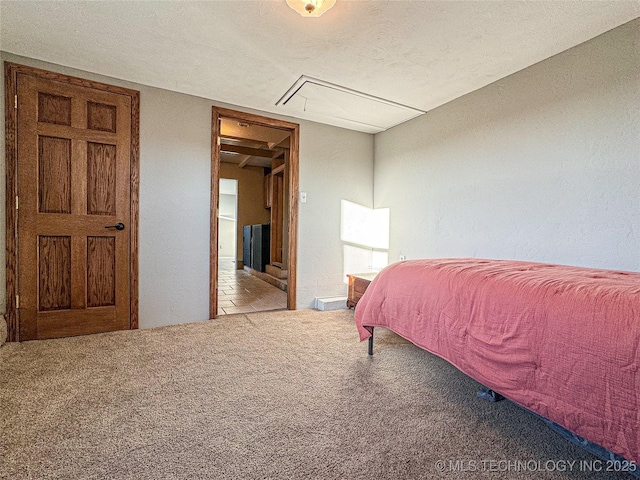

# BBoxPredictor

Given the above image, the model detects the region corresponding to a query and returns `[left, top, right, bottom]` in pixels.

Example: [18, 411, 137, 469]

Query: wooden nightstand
[346, 273, 378, 308]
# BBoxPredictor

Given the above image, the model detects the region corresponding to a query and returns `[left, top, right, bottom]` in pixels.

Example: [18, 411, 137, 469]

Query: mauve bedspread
[355, 258, 640, 463]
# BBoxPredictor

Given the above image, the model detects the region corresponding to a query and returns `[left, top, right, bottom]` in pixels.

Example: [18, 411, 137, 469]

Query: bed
[355, 258, 640, 467]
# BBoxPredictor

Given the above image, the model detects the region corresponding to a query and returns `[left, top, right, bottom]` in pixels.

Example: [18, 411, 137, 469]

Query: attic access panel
[276, 76, 424, 134]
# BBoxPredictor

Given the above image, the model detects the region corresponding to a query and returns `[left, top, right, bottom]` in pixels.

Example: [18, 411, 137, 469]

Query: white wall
[218, 192, 237, 259]
[218, 218, 236, 259]
[0, 52, 374, 326]
[297, 123, 375, 307]
[374, 20, 640, 272]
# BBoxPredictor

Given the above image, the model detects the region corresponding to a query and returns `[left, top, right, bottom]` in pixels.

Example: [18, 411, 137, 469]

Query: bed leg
[477, 387, 504, 402]
[368, 328, 374, 355]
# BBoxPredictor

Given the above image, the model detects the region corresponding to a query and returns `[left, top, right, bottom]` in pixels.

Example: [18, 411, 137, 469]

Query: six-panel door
[17, 74, 132, 340]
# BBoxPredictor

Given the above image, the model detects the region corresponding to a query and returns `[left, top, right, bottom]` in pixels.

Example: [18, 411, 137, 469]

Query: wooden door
[14, 70, 135, 340]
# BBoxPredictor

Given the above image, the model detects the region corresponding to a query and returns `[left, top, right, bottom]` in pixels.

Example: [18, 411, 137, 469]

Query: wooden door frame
[211, 107, 299, 318]
[4, 62, 140, 342]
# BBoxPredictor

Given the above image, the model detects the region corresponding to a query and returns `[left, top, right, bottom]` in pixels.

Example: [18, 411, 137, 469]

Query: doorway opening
[210, 108, 299, 318]
[218, 179, 238, 271]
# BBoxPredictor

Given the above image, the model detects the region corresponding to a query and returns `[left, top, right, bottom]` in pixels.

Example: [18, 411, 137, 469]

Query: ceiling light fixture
[286, 0, 336, 17]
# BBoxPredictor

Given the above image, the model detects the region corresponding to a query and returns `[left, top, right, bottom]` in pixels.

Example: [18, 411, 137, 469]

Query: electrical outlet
[399, 255, 406, 261]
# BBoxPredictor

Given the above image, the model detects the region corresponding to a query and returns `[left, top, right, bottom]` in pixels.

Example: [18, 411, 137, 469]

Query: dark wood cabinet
[347, 273, 378, 308]
[251, 223, 270, 272]
[246, 223, 270, 272]
[242, 225, 252, 269]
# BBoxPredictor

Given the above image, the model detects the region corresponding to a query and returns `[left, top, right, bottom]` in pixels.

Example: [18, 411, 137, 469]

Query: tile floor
[217, 262, 287, 316]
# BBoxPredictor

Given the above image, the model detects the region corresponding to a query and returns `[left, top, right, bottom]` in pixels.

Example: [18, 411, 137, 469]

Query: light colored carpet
[0, 309, 634, 479]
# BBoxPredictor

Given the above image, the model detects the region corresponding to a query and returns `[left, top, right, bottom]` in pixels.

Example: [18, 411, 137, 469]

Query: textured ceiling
[2, 1, 639, 132]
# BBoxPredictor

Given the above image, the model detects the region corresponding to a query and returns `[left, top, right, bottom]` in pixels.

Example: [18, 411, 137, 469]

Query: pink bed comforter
[355, 258, 640, 463]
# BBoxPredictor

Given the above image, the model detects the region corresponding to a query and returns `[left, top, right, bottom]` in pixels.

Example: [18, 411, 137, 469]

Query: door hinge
[15, 196, 19, 210]
[15, 95, 18, 109]
[217, 136, 221, 146]
[15, 295, 20, 309]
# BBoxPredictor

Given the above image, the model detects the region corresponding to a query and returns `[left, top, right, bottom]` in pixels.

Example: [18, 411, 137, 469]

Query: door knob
[105, 222, 125, 231]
